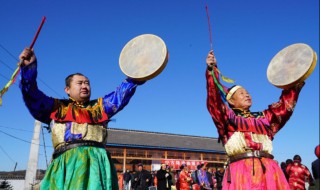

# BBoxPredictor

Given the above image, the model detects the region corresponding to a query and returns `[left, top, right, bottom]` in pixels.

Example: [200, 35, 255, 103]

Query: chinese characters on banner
[161, 159, 207, 170]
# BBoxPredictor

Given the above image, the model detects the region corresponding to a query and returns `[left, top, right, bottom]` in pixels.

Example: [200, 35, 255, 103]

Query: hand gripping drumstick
[0, 16, 46, 106]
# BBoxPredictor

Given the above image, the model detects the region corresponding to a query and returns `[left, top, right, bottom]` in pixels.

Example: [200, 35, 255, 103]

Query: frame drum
[119, 34, 168, 81]
[267, 43, 317, 89]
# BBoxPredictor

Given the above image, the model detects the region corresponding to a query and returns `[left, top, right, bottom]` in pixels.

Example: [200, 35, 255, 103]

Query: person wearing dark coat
[133, 163, 152, 190]
[215, 168, 224, 190]
[123, 170, 132, 190]
[311, 145, 320, 190]
[206, 168, 214, 189]
[157, 164, 172, 190]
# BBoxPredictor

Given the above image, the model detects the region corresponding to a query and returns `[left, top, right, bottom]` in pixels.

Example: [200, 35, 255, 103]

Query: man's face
[228, 88, 252, 110]
[65, 75, 91, 103]
[138, 166, 143, 171]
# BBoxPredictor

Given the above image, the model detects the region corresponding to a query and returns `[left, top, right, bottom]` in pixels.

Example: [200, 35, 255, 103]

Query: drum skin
[119, 34, 168, 81]
[267, 43, 317, 89]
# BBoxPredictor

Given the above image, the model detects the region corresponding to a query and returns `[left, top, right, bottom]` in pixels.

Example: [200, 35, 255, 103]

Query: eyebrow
[75, 79, 90, 83]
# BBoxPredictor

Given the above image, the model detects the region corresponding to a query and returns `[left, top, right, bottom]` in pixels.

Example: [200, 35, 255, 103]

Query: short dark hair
[293, 155, 301, 162]
[285, 159, 293, 165]
[65, 73, 87, 87]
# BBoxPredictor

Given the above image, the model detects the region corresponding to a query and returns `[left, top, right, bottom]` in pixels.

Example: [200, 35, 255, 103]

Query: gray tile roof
[107, 128, 226, 154]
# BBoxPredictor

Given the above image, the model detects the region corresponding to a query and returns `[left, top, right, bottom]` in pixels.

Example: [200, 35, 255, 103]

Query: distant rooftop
[0, 170, 45, 180]
[107, 128, 226, 154]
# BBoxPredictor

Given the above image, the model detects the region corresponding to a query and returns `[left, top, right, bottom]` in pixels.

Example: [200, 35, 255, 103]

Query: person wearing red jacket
[286, 155, 314, 190]
[179, 164, 192, 190]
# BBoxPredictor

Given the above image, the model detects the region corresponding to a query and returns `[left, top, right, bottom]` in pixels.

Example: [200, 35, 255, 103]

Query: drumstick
[19, 16, 47, 65]
[205, 5, 235, 88]
[205, 4, 213, 50]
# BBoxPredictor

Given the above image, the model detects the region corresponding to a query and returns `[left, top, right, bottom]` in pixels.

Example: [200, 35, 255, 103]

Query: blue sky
[0, 0, 318, 172]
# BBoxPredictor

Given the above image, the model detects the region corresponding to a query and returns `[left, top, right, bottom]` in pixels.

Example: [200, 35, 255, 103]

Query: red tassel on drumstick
[0, 16, 46, 106]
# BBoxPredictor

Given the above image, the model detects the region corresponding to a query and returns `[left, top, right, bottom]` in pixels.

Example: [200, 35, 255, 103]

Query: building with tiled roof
[106, 128, 227, 172]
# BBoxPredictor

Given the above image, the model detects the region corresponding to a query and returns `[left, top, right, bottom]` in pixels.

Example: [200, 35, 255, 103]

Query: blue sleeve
[19, 61, 55, 124]
[103, 78, 140, 118]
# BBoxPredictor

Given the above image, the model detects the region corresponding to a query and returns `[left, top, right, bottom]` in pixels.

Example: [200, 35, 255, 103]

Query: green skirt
[40, 147, 119, 190]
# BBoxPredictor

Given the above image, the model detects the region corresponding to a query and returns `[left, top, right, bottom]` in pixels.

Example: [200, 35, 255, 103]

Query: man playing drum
[205, 50, 305, 189]
[19, 48, 144, 189]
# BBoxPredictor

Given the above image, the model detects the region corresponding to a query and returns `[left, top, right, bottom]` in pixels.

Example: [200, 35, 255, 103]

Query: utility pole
[24, 120, 41, 190]
[13, 162, 17, 171]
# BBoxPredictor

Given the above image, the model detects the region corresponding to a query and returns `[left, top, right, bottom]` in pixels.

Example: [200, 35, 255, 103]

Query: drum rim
[267, 43, 317, 89]
[119, 34, 168, 81]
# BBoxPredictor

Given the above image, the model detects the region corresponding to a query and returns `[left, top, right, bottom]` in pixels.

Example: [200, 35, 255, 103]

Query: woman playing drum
[205, 50, 305, 190]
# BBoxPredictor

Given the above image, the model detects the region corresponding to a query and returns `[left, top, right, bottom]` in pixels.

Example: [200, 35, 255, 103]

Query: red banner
[161, 159, 207, 170]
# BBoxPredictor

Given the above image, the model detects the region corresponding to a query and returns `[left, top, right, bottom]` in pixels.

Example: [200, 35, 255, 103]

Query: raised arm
[206, 50, 229, 143]
[19, 48, 55, 124]
[263, 82, 304, 137]
[103, 78, 143, 118]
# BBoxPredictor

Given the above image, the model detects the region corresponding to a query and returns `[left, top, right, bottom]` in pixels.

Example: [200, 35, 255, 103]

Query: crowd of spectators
[118, 145, 320, 190]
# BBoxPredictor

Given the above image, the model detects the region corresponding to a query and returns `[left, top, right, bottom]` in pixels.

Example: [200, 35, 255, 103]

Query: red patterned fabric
[179, 171, 192, 190]
[192, 184, 200, 190]
[50, 98, 108, 124]
[286, 161, 313, 190]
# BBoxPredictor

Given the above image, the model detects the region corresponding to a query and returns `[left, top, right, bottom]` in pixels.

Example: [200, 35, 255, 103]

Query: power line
[0, 125, 50, 134]
[0, 43, 64, 98]
[0, 58, 15, 72]
[0, 129, 53, 147]
[0, 71, 16, 83]
[0, 144, 16, 163]
[0, 44, 18, 62]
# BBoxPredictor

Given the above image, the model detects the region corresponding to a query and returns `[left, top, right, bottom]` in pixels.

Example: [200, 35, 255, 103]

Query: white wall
[5, 179, 41, 190]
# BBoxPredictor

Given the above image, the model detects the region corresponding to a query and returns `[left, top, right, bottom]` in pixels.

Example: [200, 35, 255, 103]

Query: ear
[227, 98, 235, 106]
[64, 86, 70, 96]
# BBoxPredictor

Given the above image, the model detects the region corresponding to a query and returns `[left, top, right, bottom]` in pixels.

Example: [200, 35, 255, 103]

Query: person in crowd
[175, 169, 181, 190]
[211, 170, 217, 190]
[311, 145, 320, 189]
[197, 164, 210, 190]
[124, 170, 132, 190]
[206, 168, 214, 189]
[118, 173, 124, 190]
[215, 168, 224, 190]
[191, 165, 201, 190]
[166, 165, 174, 189]
[131, 171, 137, 190]
[133, 163, 152, 190]
[286, 159, 293, 166]
[205, 50, 305, 189]
[153, 171, 158, 187]
[157, 164, 172, 190]
[286, 155, 314, 190]
[280, 162, 289, 181]
[19, 48, 144, 189]
[179, 164, 192, 190]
